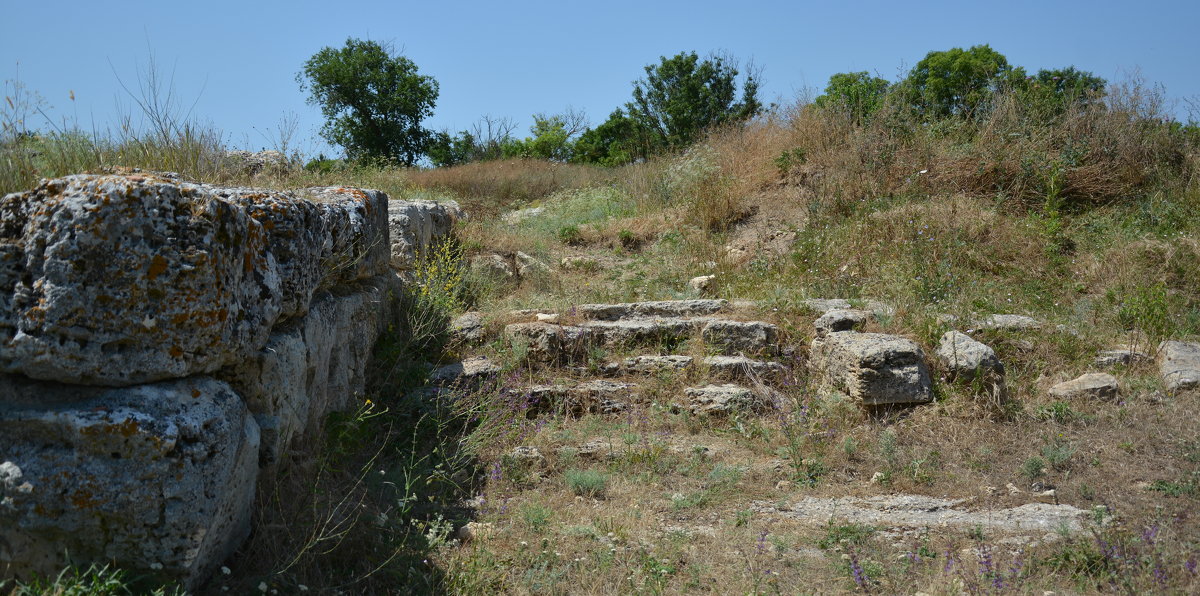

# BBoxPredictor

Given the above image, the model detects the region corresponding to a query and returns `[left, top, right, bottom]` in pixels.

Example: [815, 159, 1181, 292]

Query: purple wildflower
[849, 551, 869, 590]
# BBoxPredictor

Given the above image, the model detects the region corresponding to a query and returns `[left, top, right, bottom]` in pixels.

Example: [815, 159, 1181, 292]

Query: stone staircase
[430, 298, 1200, 416]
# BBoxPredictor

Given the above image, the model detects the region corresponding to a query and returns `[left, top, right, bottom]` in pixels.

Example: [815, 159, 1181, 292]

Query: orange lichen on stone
[169, 345, 184, 358]
[147, 255, 169, 280]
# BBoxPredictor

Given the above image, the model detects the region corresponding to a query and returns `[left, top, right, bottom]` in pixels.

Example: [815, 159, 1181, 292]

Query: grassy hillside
[3, 80, 1199, 594]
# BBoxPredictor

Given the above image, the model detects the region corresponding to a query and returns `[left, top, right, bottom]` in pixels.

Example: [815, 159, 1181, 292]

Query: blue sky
[3, 0, 1197, 157]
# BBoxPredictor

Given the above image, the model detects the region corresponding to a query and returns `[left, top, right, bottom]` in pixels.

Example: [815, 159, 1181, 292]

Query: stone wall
[0, 173, 460, 589]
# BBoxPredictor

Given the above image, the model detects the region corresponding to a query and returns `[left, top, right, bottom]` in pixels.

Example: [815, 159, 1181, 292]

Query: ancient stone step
[810, 332, 932, 406]
[574, 299, 728, 320]
[505, 314, 781, 362]
[677, 384, 772, 416]
[523, 380, 636, 414]
[429, 356, 501, 389]
[598, 354, 785, 381]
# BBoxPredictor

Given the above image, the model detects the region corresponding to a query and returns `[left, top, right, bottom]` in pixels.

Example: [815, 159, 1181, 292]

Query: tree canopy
[299, 38, 438, 165]
[813, 71, 891, 122]
[902, 44, 1018, 118]
[627, 51, 762, 153]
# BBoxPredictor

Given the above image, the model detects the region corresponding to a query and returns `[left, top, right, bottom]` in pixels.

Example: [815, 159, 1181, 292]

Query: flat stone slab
[0, 174, 389, 386]
[574, 299, 727, 320]
[936, 331, 1003, 381]
[1049, 373, 1119, 400]
[618, 355, 694, 374]
[701, 319, 778, 354]
[811, 332, 932, 406]
[752, 495, 1087, 533]
[680, 384, 770, 416]
[701, 355, 786, 380]
[1159, 341, 1200, 392]
[584, 317, 710, 346]
[0, 376, 260, 590]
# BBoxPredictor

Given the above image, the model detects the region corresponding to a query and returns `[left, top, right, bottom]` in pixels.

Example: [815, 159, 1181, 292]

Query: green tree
[627, 51, 762, 152]
[1022, 66, 1107, 115]
[813, 71, 891, 122]
[572, 109, 643, 166]
[299, 38, 438, 165]
[901, 44, 1020, 118]
[501, 110, 589, 161]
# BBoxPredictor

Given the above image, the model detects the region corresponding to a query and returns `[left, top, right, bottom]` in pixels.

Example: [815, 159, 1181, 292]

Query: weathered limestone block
[586, 317, 709, 346]
[702, 355, 786, 380]
[0, 376, 259, 591]
[619, 354, 694, 374]
[450, 311, 486, 344]
[505, 322, 594, 362]
[575, 299, 727, 320]
[1048, 373, 1119, 400]
[429, 356, 502, 389]
[680, 384, 769, 416]
[936, 331, 1004, 381]
[811, 332, 933, 406]
[0, 174, 388, 386]
[220, 276, 400, 464]
[387, 199, 461, 270]
[1158, 341, 1200, 392]
[814, 309, 873, 336]
[701, 319, 778, 354]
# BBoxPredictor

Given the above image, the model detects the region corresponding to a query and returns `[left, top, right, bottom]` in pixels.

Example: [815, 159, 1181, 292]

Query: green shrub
[564, 468, 609, 498]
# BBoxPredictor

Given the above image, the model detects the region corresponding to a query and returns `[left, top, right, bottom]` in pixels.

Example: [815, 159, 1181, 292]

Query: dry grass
[405, 159, 614, 219]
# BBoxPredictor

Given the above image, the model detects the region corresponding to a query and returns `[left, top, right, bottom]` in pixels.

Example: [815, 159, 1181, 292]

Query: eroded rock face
[220, 275, 401, 464]
[810, 332, 932, 406]
[0, 376, 259, 591]
[0, 174, 388, 386]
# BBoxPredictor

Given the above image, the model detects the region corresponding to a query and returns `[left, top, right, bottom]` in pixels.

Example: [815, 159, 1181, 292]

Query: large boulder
[0, 376, 259, 591]
[0, 174, 388, 386]
[811, 332, 933, 406]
